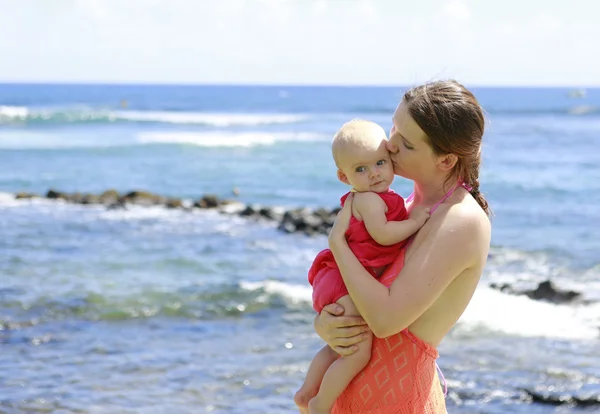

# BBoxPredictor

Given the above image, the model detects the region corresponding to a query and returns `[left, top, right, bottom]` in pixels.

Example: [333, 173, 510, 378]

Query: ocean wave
[0, 281, 310, 326]
[0, 106, 309, 126]
[137, 131, 325, 147]
[1, 263, 598, 339]
[457, 286, 599, 340]
[2, 104, 599, 128]
[0, 129, 326, 149]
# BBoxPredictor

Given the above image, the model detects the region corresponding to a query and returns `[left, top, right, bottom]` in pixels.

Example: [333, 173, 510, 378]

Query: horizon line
[0, 80, 597, 89]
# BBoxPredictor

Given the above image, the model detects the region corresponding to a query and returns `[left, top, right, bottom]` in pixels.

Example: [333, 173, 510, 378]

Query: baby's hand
[410, 206, 431, 227]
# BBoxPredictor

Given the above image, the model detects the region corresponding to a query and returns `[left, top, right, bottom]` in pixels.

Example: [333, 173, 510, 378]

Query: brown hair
[403, 80, 490, 216]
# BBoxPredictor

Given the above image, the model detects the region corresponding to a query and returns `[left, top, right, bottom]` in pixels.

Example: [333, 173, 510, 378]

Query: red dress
[308, 190, 408, 313]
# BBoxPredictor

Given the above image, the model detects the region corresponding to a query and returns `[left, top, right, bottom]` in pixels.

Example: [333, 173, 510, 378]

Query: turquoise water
[1, 84, 599, 413]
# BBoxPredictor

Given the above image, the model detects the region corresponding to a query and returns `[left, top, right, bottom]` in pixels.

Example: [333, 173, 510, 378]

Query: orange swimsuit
[331, 249, 447, 413]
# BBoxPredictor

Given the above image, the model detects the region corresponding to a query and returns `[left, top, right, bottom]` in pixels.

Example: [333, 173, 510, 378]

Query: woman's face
[387, 101, 438, 181]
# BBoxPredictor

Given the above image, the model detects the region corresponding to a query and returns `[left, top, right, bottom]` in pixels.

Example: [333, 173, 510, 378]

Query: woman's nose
[386, 141, 398, 153]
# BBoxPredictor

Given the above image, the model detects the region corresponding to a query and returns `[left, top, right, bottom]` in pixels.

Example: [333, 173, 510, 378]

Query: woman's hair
[403, 80, 490, 216]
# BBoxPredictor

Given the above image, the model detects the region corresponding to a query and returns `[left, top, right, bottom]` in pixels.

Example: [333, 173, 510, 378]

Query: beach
[1, 84, 599, 413]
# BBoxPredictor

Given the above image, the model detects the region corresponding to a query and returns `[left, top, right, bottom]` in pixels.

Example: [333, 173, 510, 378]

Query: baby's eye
[355, 166, 366, 173]
[377, 159, 386, 166]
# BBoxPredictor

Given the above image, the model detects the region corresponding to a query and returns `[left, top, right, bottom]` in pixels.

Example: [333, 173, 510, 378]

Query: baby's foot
[294, 385, 317, 413]
[308, 396, 331, 414]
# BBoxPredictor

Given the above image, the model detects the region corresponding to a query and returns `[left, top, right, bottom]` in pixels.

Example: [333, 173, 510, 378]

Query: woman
[297, 80, 491, 413]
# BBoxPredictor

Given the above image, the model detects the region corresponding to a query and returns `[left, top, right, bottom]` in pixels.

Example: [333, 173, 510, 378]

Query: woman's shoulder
[421, 194, 490, 251]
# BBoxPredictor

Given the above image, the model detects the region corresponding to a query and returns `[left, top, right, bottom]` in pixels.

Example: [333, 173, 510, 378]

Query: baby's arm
[353, 192, 429, 246]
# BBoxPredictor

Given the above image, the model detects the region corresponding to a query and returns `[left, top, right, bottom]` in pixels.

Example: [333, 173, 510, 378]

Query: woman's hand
[328, 193, 353, 247]
[314, 303, 370, 356]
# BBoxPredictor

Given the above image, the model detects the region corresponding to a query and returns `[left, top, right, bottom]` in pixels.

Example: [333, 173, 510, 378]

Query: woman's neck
[412, 177, 458, 206]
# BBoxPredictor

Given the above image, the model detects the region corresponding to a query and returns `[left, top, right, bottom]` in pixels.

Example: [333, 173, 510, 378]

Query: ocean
[0, 84, 599, 413]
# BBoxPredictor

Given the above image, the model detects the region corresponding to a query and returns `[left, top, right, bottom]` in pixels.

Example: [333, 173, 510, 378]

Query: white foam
[0, 105, 28, 120]
[0, 106, 309, 126]
[240, 280, 312, 304]
[243, 278, 598, 340]
[137, 131, 323, 147]
[0, 192, 17, 205]
[115, 111, 308, 126]
[457, 286, 599, 339]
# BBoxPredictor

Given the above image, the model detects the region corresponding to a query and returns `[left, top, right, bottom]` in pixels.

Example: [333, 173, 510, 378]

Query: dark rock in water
[524, 389, 600, 407]
[523, 280, 581, 304]
[240, 205, 259, 217]
[46, 189, 68, 200]
[16, 187, 342, 237]
[81, 194, 100, 204]
[279, 208, 330, 236]
[69, 192, 97, 204]
[313, 207, 331, 220]
[259, 207, 277, 220]
[278, 221, 297, 234]
[490, 280, 582, 305]
[106, 200, 127, 210]
[166, 198, 184, 209]
[122, 190, 166, 206]
[15, 192, 38, 199]
[99, 189, 120, 205]
[489, 283, 514, 293]
[194, 194, 220, 208]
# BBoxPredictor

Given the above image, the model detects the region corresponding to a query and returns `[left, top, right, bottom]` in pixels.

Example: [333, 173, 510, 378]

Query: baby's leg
[294, 345, 338, 411]
[308, 295, 372, 414]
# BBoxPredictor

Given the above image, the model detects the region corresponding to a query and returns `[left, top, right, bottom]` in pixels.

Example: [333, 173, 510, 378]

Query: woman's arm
[329, 195, 485, 338]
[353, 192, 427, 246]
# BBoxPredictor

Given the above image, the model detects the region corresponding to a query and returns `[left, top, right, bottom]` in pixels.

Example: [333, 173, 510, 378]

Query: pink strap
[406, 182, 471, 214]
[436, 362, 448, 397]
[404, 333, 448, 397]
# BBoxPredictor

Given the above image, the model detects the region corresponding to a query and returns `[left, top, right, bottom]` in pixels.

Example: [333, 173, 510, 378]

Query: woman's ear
[438, 153, 458, 172]
[337, 169, 350, 185]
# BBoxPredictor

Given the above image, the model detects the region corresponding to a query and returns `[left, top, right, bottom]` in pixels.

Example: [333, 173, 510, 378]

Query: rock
[68, 192, 84, 203]
[46, 189, 68, 200]
[15, 192, 38, 199]
[490, 280, 582, 305]
[278, 221, 297, 234]
[489, 283, 514, 293]
[524, 389, 600, 407]
[523, 280, 581, 304]
[278, 208, 328, 235]
[166, 198, 184, 209]
[99, 190, 120, 205]
[106, 201, 126, 210]
[194, 194, 220, 209]
[240, 205, 259, 217]
[81, 194, 100, 204]
[122, 190, 166, 206]
[259, 206, 285, 221]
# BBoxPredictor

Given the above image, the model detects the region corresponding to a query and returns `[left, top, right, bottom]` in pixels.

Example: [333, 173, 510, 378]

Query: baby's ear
[337, 169, 350, 185]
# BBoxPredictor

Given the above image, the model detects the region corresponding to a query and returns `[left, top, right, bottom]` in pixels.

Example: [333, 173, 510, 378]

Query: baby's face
[338, 139, 395, 193]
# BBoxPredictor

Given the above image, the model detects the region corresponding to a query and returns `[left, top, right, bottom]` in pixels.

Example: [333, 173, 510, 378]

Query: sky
[0, 0, 598, 86]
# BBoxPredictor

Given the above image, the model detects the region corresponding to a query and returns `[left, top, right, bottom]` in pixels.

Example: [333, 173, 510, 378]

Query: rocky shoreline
[13, 188, 340, 237]
[9, 188, 594, 307]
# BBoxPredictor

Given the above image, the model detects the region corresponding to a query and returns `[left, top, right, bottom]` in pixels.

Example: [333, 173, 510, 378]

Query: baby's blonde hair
[332, 119, 387, 168]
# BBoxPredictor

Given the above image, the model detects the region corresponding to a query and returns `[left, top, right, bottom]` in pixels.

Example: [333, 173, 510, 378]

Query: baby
[295, 119, 430, 414]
